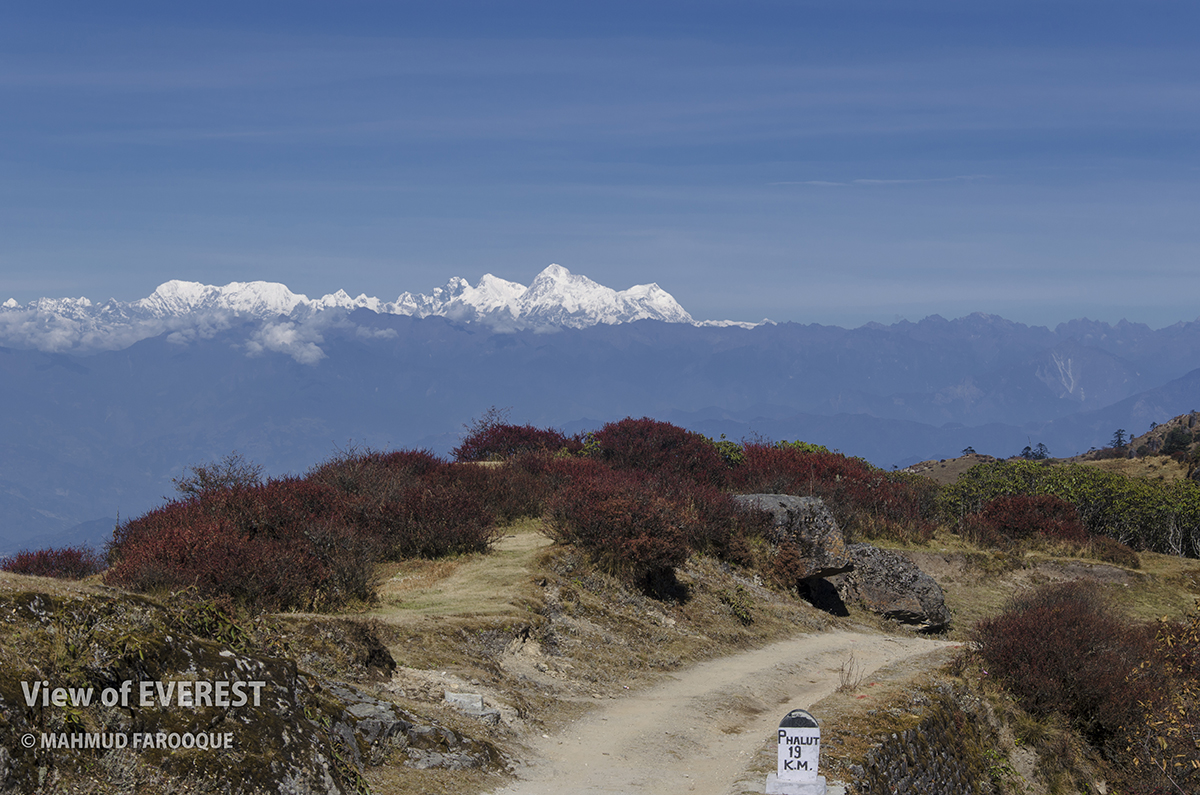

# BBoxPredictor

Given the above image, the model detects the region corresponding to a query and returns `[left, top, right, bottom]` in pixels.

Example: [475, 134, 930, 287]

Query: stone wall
[850, 690, 997, 795]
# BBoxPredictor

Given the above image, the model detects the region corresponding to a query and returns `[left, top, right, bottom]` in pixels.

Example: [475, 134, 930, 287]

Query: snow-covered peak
[0, 265, 702, 359]
[313, 289, 385, 313]
[137, 280, 309, 317]
[515, 264, 693, 326]
[461, 273, 526, 314]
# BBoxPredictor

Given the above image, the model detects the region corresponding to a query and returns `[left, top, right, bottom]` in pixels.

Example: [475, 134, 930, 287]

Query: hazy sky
[2, 1, 1197, 327]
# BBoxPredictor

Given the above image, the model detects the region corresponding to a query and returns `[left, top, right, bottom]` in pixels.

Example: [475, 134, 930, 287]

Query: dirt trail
[490, 630, 957, 795]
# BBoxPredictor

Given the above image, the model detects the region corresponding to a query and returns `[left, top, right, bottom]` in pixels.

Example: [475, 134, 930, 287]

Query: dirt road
[489, 630, 956, 795]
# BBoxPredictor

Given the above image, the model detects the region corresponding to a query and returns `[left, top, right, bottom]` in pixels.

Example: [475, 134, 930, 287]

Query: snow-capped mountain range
[0, 264, 704, 359]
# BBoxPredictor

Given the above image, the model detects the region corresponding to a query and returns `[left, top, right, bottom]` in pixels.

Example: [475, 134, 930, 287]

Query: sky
[1, 0, 1198, 328]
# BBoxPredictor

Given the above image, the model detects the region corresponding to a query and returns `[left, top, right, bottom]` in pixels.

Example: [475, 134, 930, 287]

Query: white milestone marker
[765, 708, 827, 795]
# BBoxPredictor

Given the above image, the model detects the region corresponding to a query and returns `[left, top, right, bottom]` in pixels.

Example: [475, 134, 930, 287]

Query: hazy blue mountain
[3, 275, 1200, 556]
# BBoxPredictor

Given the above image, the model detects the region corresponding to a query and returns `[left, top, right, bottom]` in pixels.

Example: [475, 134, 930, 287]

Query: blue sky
[2, 1, 1197, 327]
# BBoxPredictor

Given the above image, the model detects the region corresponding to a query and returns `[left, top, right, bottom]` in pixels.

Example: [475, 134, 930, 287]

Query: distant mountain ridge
[5, 266, 1200, 556]
[0, 264, 695, 355]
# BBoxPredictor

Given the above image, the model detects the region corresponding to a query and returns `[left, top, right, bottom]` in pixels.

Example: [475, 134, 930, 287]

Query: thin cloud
[771, 175, 989, 187]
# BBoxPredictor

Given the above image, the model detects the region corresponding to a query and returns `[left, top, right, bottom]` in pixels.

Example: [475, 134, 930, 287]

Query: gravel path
[489, 630, 957, 795]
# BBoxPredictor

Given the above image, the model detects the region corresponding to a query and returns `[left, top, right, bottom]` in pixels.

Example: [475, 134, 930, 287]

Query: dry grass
[902, 453, 1000, 485]
[0, 569, 107, 597]
[837, 653, 866, 692]
[367, 518, 549, 621]
[344, 517, 844, 794]
[1078, 455, 1191, 482]
[362, 765, 506, 795]
[893, 528, 1200, 644]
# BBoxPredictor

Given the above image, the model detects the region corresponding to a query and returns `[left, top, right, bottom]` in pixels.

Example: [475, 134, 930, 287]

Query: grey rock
[733, 494, 852, 579]
[326, 682, 497, 769]
[444, 690, 503, 724]
[829, 544, 950, 632]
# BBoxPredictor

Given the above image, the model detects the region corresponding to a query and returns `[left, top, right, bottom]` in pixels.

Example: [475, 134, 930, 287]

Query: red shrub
[373, 485, 498, 559]
[542, 458, 767, 586]
[648, 474, 760, 562]
[106, 499, 332, 610]
[769, 542, 806, 589]
[974, 582, 1160, 757]
[729, 445, 938, 542]
[452, 412, 580, 462]
[427, 462, 547, 523]
[546, 466, 691, 583]
[2, 545, 105, 579]
[589, 417, 727, 487]
[966, 494, 1088, 547]
[308, 448, 502, 558]
[510, 450, 607, 488]
[107, 478, 383, 611]
[308, 447, 443, 499]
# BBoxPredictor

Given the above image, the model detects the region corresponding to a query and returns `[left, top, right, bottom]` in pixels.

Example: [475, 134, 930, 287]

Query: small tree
[1161, 426, 1193, 457]
[1111, 428, 1128, 450]
[173, 452, 263, 497]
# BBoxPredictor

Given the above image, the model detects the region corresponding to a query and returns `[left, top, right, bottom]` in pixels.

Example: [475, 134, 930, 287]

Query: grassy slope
[1077, 454, 1191, 483]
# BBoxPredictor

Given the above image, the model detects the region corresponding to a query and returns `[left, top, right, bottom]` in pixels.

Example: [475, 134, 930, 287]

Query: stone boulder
[829, 543, 951, 632]
[732, 494, 852, 579]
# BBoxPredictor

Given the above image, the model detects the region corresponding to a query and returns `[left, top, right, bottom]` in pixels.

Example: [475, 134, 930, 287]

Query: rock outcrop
[0, 584, 498, 794]
[829, 543, 951, 632]
[733, 494, 853, 579]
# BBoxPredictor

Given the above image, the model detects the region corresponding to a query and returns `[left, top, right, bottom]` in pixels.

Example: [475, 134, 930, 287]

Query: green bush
[942, 459, 1200, 557]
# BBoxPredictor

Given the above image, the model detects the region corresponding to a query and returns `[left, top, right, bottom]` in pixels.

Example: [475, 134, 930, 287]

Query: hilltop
[4, 418, 1200, 793]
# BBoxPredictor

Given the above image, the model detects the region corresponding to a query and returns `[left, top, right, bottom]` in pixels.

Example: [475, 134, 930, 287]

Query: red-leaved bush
[964, 494, 1088, 548]
[589, 417, 728, 487]
[107, 499, 329, 610]
[307, 448, 442, 499]
[974, 582, 1161, 757]
[106, 451, 506, 611]
[729, 444, 938, 542]
[427, 462, 547, 523]
[365, 484, 497, 560]
[452, 410, 581, 462]
[546, 466, 691, 583]
[309, 451, 502, 558]
[543, 457, 765, 586]
[105, 479, 381, 611]
[2, 545, 106, 579]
